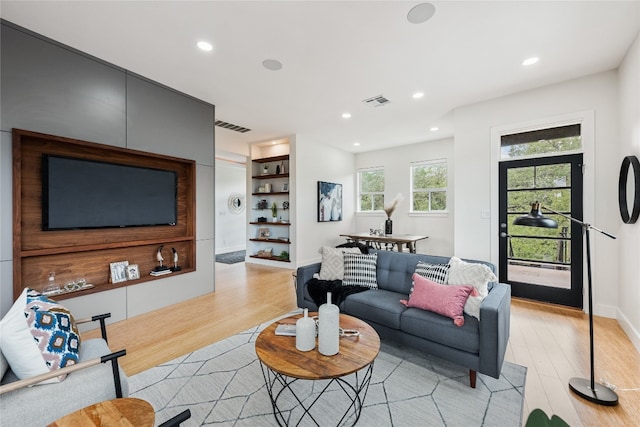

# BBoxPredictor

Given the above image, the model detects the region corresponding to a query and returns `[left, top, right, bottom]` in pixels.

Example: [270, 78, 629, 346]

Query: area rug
[215, 250, 246, 264]
[130, 317, 526, 426]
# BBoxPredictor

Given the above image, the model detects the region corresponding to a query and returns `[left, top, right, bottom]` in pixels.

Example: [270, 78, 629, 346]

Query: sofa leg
[469, 370, 477, 388]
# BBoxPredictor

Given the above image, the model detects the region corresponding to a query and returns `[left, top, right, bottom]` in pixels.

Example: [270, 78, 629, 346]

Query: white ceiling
[1, 1, 638, 154]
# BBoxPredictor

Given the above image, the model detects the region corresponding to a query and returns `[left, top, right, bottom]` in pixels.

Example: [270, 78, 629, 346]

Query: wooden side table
[47, 397, 154, 427]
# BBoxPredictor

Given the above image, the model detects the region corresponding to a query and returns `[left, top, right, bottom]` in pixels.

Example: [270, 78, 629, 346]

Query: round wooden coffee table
[47, 397, 154, 427]
[255, 313, 380, 426]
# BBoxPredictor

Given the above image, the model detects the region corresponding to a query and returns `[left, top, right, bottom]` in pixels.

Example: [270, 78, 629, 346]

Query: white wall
[617, 32, 640, 352]
[354, 137, 455, 256]
[215, 158, 247, 254]
[292, 135, 355, 266]
[453, 71, 620, 318]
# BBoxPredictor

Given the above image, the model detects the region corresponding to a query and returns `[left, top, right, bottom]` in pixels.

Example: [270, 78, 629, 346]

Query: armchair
[0, 313, 129, 426]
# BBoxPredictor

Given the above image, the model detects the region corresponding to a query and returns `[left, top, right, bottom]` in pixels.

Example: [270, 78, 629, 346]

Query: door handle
[500, 232, 510, 238]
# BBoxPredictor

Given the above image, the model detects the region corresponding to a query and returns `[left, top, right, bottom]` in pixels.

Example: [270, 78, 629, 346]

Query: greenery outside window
[358, 168, 384, 212]
[411, 159, 447, 213]
[500, 124, 581, 159]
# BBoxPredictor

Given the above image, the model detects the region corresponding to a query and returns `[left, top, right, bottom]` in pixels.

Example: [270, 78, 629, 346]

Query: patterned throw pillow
[318, 246, 361, 280]
[0, 288, 80, 383]
[447, 257, 498, 320]
[414, 262, 450, 284]
[342, 252, 378, 288]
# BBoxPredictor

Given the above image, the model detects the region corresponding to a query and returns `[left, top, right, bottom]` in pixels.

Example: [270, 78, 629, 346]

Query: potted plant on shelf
[271, 202, 278, 222]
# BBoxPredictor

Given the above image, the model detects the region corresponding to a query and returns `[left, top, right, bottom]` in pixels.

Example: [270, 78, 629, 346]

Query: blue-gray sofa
[295, 249, 511, 388]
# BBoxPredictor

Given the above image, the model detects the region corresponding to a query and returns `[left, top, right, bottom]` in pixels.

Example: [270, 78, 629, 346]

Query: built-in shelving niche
[12, 129, 196, 301]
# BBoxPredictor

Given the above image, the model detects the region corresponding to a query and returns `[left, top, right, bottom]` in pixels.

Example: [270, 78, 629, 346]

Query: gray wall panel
[0, 24, 126, 146]
[126, 74, 215, 165]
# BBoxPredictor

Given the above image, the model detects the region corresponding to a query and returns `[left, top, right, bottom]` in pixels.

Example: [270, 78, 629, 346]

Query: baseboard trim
[617, 308, 640, 354]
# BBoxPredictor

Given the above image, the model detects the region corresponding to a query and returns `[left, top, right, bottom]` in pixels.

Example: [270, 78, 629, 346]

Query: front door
[498, 154, 583, 308]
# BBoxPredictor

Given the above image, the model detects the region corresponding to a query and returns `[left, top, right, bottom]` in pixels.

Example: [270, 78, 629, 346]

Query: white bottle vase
[318, 292, 340, 356]
[296, 308, 316, 352]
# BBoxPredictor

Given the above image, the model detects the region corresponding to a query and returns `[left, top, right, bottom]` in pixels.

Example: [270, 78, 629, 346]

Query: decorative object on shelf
[262, 164, 269, 175]
[317, 181, 342, 222]
[318, 292, 340, 356]
[258, 199, 268, 210]
[384, 193, 403, 235]
[153, 245, 171, 274]
[295, 308, 316, 352]
[282, 182, 289, 192]
[228, 193, 245, 214]
[110, 261, 129, 284]
[618, 155, 640, 224]
[282, 201, 289, 210]
[280, 160, 286, 174]
[514, 202, 618, 406]
[257, 227, 270, 239]
[171, 247, 182, 272]
[265, 183, 272, 193]
[279, 250, 289, 261]
[126, 264, 140, 280]
[257, 216, 267, 222]
[257, 248, 273, 258]
[258, 185, 266, 193]
[276, 164, 281, 175]
[43, 271, 60, 294]
[271, 202, 278, 222]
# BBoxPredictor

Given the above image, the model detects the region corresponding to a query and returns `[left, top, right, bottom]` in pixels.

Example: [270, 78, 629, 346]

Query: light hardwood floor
[84, 262, 640, 426]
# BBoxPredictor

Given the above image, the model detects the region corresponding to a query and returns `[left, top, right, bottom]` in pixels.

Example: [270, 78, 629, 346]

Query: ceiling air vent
[362, 94, 391, 107]
[215, 120, 251, 133]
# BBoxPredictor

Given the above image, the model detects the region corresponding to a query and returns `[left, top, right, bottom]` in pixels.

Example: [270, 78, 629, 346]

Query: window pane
[360, 194, 373, 211]
[360, 170, 384, 192]
[413, 192, 429, 210]
[413, 164, 447, 189]
[373, 194, 385, 211]
[431, 192, 447, 210]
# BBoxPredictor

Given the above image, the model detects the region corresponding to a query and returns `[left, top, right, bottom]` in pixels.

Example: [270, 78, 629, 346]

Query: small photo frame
[126, 264, 140, 280]
[282, 183, 289, 192]
[110, 261, 129, 284]
[257, 227, 270, 239]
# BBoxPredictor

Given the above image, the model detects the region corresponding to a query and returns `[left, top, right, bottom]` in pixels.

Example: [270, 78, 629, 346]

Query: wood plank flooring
[83, 262, 640, 426]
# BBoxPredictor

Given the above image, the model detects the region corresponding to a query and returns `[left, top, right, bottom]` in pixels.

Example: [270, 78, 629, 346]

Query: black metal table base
[259, 362, 374, 426]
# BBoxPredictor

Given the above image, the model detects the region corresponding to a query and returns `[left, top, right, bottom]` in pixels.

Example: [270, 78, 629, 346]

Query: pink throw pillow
[400, 273, 477, 327]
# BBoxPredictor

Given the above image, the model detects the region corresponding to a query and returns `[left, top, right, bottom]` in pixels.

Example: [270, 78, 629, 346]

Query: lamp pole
[540, 205, 618, 406]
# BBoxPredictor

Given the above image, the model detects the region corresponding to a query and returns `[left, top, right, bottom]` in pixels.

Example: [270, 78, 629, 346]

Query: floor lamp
[513, 202, 619, 406]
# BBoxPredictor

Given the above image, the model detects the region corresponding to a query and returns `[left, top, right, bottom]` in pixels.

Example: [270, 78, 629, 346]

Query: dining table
[340, 232, 428, 253]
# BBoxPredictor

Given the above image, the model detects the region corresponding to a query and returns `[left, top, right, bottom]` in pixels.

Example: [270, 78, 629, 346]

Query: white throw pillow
[0, 288, 80, 383]
[447, 257, 497, 320]
[318, 246, 361, 280]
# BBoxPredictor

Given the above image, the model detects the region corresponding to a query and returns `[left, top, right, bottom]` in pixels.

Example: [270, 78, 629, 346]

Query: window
[411, 160, 447, 212]
[500, 124, 581, 160]
[358, 168, 384, 212]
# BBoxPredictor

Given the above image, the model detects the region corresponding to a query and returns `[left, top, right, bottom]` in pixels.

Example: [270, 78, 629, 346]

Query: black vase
[276, 165, 281, 174]
[385, 218, 393, 235]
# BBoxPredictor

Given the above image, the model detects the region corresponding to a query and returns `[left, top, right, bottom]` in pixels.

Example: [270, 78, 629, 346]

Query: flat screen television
[42, 154, 178, 230]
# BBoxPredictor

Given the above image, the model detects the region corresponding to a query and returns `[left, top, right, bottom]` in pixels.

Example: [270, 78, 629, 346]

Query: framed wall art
[317, 181, 342, 222]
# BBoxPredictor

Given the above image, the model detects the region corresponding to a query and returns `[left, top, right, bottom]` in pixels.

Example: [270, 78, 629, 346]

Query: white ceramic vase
[296, 308, 316, 352]
[318, 292, 339, 356]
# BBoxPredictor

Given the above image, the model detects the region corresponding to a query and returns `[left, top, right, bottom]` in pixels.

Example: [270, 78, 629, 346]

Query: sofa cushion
[343, 289, 406, 329]
[414, 261, 450, 284]
[401, 307, 480, 353]
[343, 252, 378, 288]
[318, 246, 362, 280]
[0, 288, 80, 383]
[401, 273, 476, 327]
[448, 257, 497, 320]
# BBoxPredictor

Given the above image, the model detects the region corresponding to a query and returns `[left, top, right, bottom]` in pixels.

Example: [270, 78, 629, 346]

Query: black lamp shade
[513, 202, 558, 228]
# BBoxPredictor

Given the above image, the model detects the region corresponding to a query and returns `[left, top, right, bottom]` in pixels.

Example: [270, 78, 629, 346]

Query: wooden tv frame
[12, 129, 196, 301]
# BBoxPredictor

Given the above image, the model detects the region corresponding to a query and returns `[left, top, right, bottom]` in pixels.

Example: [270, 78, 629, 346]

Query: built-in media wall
[13, 129, 196, 300]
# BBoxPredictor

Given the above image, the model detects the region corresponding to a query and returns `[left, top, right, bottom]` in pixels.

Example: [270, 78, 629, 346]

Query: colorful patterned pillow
[447, 257, 497, 320]
[401, 273, 477, 327]
[0, 288, 80, 383]
[343, 252, 378, 288]
[318, 246, 362, 280]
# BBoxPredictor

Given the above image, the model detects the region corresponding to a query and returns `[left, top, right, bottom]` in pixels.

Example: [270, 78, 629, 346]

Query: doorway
[498, 153, 584, 308]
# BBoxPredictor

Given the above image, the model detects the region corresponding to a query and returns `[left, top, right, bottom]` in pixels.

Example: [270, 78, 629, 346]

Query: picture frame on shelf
[317, 181, 343, 222]
[126, 264, 140, 280]
[110, 261, 129, 284]
[257, 227, 270, 239]
[282, 182, 289, 192]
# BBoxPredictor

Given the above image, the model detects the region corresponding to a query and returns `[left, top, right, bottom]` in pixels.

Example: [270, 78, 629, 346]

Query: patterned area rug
[215, 250, 246, 264]
[130, 317, 526, 426]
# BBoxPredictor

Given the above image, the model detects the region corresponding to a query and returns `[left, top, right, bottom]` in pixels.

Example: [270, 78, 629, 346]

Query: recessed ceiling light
[353, 142, 360, 146]
[342, 113, 352, 119]
[407, 3, 436, 24]
[413, 92, 424, 99]
[262, 59, 283, 71]
[197, 41, 213, 52]
[271, 141, 277, 145]
[430, 127, 439, 132]
[522, 57, 539, 66]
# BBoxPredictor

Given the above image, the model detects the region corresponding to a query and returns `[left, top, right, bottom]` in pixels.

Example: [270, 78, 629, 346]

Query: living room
[1, 2, 639, 426]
